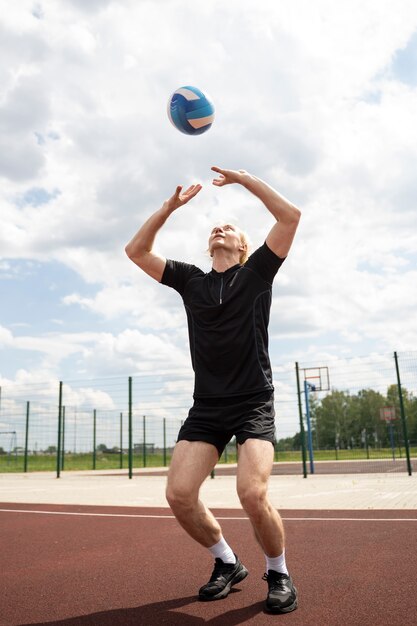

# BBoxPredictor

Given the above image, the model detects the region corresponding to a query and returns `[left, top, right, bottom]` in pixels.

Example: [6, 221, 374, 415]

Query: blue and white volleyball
[167, 86, 215, 135]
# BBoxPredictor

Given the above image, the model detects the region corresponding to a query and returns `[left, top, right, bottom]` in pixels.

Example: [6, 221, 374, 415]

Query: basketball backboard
[302, 366, 330, 392]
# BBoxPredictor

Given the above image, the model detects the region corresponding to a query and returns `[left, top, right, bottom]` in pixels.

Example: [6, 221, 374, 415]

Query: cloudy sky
[1, 0, 417, 396]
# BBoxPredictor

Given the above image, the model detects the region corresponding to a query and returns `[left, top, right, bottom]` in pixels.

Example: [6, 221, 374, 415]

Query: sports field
[1, 470, 416, 625]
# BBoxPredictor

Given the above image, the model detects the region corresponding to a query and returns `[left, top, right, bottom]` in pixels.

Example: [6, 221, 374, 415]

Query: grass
[0, 453, 172, 473]
[274, 446, 417, 463]
[1, 446, 415, 474]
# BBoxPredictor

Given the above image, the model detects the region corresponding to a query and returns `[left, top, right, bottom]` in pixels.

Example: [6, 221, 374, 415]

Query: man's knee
[166, 482, 198, 512]
[237, 483, 268, 517]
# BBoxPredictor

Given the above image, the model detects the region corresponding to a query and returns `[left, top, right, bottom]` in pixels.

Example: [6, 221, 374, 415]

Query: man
[125, 166, 301, 614]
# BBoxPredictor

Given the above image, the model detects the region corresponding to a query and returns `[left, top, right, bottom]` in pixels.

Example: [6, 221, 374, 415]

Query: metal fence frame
[0, 351, 415, 478]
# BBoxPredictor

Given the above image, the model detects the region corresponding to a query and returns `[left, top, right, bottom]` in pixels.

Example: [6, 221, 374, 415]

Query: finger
[183, 184, 201, 197]
[178, 184, 202, 204]
[184, 184, 197, 194]
[211, 166, 224, 174]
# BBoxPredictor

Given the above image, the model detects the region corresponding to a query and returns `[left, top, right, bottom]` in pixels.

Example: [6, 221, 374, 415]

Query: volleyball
[167, 86, 215, 135]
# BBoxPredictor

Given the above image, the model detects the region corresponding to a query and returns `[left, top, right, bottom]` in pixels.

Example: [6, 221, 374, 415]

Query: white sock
[208, 537, 236, 564]
[265, 549, 288, 575]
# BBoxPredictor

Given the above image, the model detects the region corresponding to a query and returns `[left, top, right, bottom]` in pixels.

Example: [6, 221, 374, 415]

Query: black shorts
[177, 390, 276, 457]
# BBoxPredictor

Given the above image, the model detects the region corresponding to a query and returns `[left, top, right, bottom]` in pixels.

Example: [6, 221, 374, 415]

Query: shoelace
[262, 572, 287, 589]
[210, 560, 235, 581]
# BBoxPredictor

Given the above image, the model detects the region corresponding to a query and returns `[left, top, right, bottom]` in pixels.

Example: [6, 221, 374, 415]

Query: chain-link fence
[0, 352, 415, 476]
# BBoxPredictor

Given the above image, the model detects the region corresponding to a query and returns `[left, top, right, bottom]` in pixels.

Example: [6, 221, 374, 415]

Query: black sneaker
[198, 555, 248, 601]
[263, 570, 298, 613]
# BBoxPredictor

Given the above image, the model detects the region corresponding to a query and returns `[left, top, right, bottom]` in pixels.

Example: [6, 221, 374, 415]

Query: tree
[313, 390, 352, 449]
[408, 396, 417, 443]
[348, 389, 387, 448]
[386, 384, 417, 445]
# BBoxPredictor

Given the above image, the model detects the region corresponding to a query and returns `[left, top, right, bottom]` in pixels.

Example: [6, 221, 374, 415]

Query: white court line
[0, 508, 416, 522]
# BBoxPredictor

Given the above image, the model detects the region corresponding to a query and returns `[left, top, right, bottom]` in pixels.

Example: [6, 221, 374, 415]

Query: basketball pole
[304, 381, 315, 474]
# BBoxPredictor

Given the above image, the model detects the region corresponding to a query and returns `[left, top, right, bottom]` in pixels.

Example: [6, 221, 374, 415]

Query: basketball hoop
[302, 366, 330, 392]
[380, 407, 396, 422]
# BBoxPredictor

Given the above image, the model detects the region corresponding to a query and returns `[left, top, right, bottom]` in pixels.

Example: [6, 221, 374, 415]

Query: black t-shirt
[161, 242, 285, 398]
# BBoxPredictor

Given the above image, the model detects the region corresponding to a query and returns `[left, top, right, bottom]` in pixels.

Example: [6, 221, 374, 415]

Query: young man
[125, 166, 301, 614]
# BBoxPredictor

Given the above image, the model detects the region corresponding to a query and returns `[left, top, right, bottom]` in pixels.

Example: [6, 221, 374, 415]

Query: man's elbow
[282, 205, 301, 227]
[124, 243, 133, 260]
[292, 206, 302, 223]
[125, 243, 141, 263]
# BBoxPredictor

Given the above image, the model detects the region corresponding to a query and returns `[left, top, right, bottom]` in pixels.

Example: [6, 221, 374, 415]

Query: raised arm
[125, 184, 202, 282]
[211, 166, 301, 258]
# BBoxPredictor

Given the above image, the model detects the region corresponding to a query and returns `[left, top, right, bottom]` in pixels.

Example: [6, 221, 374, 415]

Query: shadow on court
[21, 595, 266, 626]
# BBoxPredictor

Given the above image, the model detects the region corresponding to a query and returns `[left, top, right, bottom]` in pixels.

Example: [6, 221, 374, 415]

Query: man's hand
[212, 166, 301, 259]
[211, 166, 248, 187]
[165, 184, 202, 211]
[126, 182, 202, 282]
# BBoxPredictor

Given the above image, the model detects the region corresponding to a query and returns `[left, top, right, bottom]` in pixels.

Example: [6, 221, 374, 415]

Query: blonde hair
[238, 229, 250, 264]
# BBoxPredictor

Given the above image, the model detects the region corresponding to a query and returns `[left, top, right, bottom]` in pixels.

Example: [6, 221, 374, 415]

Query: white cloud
[0, 325, 13, 347]
[0, 322, 190, 380]
[0, 0, 417, 384]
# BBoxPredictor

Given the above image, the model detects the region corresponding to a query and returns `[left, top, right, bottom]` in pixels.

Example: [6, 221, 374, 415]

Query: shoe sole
[265, 587, 298, 614]
[198, 566, 249, 601]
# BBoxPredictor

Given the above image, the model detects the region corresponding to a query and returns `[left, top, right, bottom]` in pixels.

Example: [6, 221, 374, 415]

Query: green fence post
[128, 377, 133, 479]
[61, 406, 65, 471]
[120, 412, 123, 469]
[24, 401, 30, 473]
[295, 362, 308, 478]
[163, 418, 167, 467]
[56, 381, 63, 479]
[93, 409, 97, 470]
[143, 415, 147, 468]
[394, 352, 412, 476]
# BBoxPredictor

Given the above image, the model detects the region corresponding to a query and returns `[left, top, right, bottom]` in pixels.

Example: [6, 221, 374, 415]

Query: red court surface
[1, 503, 417, 625]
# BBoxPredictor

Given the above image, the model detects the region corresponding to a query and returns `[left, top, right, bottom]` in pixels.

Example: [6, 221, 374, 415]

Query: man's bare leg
[166, 439, 248, 600]
[236, 439, 285, 556]
[166, 440, 221, 546]
[236, 438, 298, 613]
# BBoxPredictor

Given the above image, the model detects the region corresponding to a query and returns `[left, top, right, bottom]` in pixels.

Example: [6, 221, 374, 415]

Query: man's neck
[212, 251, 240, 273]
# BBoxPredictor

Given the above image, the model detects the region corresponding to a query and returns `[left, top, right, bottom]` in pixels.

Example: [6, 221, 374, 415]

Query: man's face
[208, 223, 243, 257]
